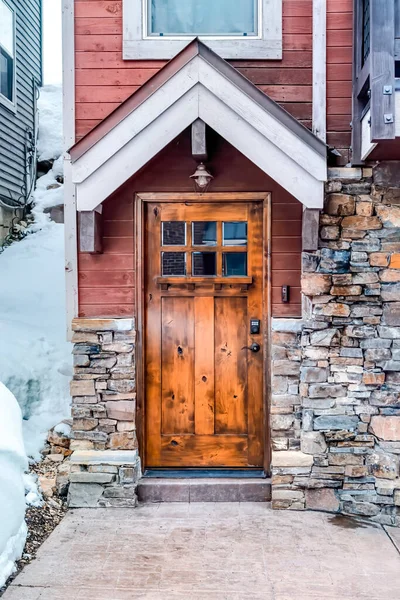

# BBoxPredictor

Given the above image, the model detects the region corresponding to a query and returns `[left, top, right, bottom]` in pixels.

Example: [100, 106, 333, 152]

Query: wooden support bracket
[191, 119, 208, 161]
[302, 208, 320, 252]
[79, 210, 103, 254]
[370, 0, 396, 141]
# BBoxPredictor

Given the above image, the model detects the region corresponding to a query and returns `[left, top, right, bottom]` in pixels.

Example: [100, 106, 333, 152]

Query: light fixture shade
[190, 162, 213, 192]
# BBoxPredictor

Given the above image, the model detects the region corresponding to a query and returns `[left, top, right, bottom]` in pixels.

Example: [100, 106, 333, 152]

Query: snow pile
[36, 85, 63, 161]
[0, 383, 29, 587]
[0, 84, 72, 460]
[23, 472, 43, 508]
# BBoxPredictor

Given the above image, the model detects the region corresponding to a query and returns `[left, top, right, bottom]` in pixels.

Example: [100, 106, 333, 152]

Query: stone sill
[71, 450, 139, 465]
[271, 451, 313, 468]
[271, 318, 303, 333]
[72, 318, 135, 332]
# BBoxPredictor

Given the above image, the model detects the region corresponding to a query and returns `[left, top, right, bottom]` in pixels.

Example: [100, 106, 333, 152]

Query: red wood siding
[74, 0, 314, 139]
[78, 130, 302, 319]
[74, 0, 353, 159]
[327, 0, 353, 164]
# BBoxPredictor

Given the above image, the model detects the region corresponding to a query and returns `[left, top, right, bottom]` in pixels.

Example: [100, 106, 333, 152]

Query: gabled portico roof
[70, 39, 327, 210]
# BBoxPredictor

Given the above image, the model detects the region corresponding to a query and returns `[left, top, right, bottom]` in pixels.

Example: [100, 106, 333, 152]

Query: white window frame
[123, 0, 282, 60]
[0, 0, 17, 112]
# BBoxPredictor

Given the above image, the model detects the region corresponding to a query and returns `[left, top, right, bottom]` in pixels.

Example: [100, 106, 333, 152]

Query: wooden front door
[143, 194, 266, 469]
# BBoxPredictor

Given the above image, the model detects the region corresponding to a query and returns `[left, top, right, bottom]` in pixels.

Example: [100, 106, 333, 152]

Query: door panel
[161, 297, 194, 435]
[194, 296, 215, 436]
[214, 296, 248, 435]
[144, 199, 265, 469]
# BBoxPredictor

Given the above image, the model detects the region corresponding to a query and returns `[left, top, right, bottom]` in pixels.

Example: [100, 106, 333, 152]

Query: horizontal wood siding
[74, 0, 313, 138]
[327, 0, 353, 163]
[78, 130, 302, 319]
[0, 0, 42, 206]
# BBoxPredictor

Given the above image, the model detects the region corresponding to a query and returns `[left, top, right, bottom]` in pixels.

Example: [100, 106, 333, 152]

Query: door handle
[242, 342, 261, 353]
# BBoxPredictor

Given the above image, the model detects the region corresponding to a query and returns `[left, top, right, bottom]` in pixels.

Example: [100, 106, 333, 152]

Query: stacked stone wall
[68, 318, 141, 507]
[271, 164, 400, 525]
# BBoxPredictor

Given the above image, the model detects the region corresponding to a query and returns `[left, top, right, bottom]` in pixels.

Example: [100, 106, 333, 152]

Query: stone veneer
[69, 164, 400, 521]
[271, 164, 400, 525]
[68, 318, 141, 507]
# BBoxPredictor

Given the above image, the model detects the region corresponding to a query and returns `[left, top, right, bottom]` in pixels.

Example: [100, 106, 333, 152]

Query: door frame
[135, 192, 272, 474]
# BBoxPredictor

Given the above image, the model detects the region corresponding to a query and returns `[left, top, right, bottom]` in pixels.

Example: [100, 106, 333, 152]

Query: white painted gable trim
[77, 89, 199, 209]
[72, 56, 327, 211]
[199, 88, 325, 209]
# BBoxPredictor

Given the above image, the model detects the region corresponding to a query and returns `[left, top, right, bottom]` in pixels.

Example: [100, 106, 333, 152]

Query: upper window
[123, 0, 282, 59]
[0, 0, 15, 108]
[147, 0, 258, 37]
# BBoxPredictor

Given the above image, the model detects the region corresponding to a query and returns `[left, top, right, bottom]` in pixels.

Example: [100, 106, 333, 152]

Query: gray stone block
[342, 501, 380, 517]
[68, 483, 104, 508]
[103, 486, 136, 498]
[314, 416, 359, 431]
[70, 472, 115, 484]
[360, 338, 392, 349]
[308, 384, 346, 398]
[381, 283, 400, 302]
[318, 249, 350, 274]
[382, 361, 400, 372]
[72, 344, 101, 355]
[300, 367, 328, 383]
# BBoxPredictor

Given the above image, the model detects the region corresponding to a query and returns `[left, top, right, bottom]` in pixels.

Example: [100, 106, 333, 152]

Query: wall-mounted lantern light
[190, 162, 213, 193]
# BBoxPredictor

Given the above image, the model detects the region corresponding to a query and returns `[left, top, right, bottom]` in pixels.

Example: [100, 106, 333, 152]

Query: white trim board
[312, 0, 327, 142]
[62, 0, 75, 150]
[62, 0, 78, 334]
[71, 56, 326, 211]
[123, 0, 282, 60]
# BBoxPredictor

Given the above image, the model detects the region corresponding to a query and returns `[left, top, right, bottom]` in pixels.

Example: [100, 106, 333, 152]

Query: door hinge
[383, 85, 393, 95]
[384, 113, 394, 124]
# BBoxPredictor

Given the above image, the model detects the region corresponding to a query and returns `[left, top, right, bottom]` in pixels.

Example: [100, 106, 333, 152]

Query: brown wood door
[144, 198, 265, 468]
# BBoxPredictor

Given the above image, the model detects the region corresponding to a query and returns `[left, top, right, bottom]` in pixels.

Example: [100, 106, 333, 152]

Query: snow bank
[0, 383, 28, 587]
[36, 85, 63, 161]
[0, 84, 72, 460]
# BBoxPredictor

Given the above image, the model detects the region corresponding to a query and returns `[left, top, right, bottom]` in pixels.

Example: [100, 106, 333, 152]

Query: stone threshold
[137, 477, 272, 503]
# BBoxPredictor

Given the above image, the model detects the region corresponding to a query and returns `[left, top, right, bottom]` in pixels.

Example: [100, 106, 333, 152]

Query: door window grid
[160, 221, 248, 277]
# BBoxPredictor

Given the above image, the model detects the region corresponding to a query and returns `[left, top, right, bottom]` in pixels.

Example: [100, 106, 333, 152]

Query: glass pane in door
[162, 252, 186, 275]
[192, 222, 217, 246]
[223, 252, 247, 276]
[162, 222, 186, 246]
[193, 252, 217, 276]
[223, 222, 247, 246]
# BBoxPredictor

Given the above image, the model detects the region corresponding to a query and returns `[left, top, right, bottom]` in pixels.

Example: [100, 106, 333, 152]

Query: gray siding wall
[0, 0, 42, 211]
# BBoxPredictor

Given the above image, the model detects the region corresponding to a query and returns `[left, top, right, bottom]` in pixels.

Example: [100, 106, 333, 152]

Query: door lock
[250, 319, 261, 334]
[243, 342, 261, 353]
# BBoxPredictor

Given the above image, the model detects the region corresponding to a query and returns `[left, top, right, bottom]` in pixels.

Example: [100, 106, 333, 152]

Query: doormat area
[143, 469, 267, 479]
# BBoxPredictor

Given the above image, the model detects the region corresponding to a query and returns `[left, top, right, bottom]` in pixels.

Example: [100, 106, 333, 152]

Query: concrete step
[137, 477, 271, 503]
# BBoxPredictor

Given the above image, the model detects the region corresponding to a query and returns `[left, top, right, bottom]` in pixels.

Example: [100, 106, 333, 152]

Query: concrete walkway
[3, 503, 400, 600]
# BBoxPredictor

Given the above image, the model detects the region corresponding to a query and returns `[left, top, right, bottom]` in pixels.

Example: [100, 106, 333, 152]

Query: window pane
[223, 253, 247, 276]
[0, 48, 13, 101]
[223, 222, 247, 246]
[193, 252, 216, 276]
[362, 0, 370, 66]
[162, 221, 186, 246]
[162, 252, 186, 276]
[0, 0, 14, 57]
[149, 0, 258, 37]
[192, 222, 217, 246]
